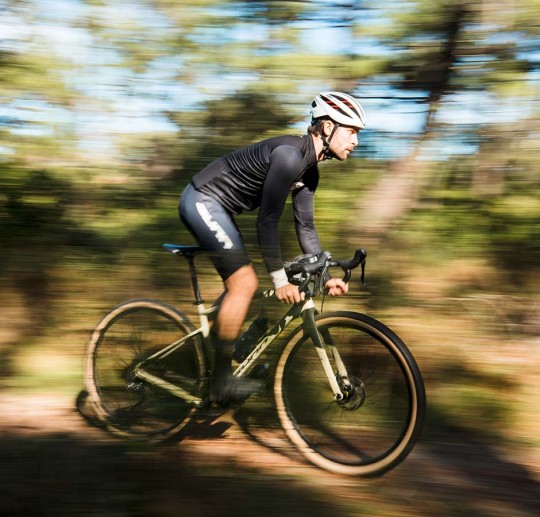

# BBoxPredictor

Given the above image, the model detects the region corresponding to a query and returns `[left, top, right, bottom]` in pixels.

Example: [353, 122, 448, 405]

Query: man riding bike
[179, 91, 366, 404]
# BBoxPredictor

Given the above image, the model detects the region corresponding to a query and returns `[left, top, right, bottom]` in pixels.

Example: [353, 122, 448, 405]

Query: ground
[0, 391, 538, 517]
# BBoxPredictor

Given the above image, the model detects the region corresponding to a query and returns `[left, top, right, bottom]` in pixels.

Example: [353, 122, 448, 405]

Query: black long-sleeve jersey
[191, 134, 322, 273]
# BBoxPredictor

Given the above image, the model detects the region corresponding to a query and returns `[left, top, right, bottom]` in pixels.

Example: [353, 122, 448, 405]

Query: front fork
[301, 302, 350, 401]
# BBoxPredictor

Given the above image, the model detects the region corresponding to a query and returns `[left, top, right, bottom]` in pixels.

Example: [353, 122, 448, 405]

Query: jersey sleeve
[256, 145, 303, 274]
[292, 166, 322, 255]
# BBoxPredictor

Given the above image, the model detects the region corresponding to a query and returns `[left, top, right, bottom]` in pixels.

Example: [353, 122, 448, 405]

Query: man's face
[325, 123, 359, 161]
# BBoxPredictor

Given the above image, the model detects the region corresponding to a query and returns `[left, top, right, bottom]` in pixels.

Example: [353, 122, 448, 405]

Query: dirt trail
[1, 392, 538, 517]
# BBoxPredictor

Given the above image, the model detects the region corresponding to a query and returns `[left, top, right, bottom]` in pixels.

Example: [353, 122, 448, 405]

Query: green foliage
[204, 91, 296, 144]
[0, 1, 538, 471]
[1, 0, 536, 287]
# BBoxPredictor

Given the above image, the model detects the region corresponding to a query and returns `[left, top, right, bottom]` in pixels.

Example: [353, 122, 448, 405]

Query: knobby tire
[85, 299, 206, 440]
[274, 311, 425, 476]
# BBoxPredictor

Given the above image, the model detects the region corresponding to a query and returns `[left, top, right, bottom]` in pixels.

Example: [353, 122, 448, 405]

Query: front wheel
[85, 299, 206, 440]
[274, 311, 425, 476]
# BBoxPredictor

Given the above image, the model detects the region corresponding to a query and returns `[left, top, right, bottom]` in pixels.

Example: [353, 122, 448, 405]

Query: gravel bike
[84, 244, 426, 476]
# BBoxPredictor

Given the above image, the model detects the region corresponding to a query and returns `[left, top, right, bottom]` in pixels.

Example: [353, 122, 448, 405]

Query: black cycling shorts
[179, 183, 251, 281]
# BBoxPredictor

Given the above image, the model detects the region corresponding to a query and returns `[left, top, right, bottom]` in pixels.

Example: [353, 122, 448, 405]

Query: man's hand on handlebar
[325, 277, 349, 296]
[275, 283, 305, 304]
[276, 278, 348, 303]
[279, 249, 364, 302]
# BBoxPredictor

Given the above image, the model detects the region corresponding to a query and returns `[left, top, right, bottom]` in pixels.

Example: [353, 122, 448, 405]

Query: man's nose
[352, 133, 358, 146]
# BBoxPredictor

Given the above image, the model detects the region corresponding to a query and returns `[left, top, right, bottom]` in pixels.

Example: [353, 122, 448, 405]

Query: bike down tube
[234, 290, 303, 378]
[302, 304, 346, 400]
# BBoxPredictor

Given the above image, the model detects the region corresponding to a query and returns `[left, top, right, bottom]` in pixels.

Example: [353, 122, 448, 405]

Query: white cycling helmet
[311, 91, 366, 129]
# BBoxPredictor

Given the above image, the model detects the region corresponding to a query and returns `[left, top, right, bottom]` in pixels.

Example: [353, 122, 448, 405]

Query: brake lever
[298, 275, 311, 294]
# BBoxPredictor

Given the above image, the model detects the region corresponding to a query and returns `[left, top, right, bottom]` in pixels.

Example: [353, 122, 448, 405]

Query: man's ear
[322, 120, 334, 137]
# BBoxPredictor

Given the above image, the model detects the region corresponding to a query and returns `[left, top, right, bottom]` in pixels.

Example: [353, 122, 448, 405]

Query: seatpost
[186, 254, 204, 305]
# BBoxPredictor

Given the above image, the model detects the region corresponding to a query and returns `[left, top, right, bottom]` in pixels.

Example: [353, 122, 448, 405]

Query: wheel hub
[336, 375, 366, 410]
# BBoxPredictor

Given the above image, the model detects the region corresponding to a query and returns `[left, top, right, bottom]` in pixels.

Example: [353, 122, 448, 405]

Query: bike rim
[275, 315, 423, 475]
[87, 301, 204, 438]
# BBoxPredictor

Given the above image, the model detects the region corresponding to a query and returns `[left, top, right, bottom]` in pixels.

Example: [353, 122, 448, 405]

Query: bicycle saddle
[162, 243, 206, 255]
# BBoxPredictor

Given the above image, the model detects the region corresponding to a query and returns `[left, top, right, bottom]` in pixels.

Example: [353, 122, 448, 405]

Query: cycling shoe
[210, 375, 264, 405]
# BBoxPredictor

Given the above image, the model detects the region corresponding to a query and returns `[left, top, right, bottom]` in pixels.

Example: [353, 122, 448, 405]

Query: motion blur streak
[1, 1, 538, 515]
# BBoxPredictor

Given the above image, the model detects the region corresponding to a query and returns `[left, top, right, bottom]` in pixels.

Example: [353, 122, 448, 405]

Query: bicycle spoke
[275, 312, 425, 476]
[86, 300, 206, 439]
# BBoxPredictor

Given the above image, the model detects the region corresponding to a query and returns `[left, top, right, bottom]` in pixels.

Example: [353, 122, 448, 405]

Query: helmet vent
[310, 91, 366, 129]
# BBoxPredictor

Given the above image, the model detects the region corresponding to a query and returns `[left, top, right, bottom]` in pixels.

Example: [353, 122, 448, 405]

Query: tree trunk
[355, 5, 469, 239]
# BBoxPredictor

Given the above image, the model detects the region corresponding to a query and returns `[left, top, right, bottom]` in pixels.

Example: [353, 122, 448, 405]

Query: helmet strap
[319, 122, 340, 160]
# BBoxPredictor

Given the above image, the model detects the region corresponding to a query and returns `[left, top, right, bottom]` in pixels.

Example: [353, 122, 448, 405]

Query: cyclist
[179, 92, 366, 404]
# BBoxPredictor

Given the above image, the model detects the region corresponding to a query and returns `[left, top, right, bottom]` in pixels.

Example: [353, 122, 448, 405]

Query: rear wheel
[275, 311, 425, 476]
[85, 299, 206, 440]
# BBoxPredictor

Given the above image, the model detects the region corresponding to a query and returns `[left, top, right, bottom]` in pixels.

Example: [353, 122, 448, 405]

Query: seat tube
[186, 254, 204, 305]
[185, 253, 212, 339]
[301, 301, 344, 401]
[197, 303, 211, 338]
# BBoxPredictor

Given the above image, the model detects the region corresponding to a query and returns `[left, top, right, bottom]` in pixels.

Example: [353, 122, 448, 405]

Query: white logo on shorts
[195, 202, 234, 249]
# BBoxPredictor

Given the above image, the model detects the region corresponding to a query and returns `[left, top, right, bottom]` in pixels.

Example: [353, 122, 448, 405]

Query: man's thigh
[179, 184, 251, 280]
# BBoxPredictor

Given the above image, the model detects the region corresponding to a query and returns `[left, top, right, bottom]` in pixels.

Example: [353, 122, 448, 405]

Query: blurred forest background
[0, 0, 539, 516]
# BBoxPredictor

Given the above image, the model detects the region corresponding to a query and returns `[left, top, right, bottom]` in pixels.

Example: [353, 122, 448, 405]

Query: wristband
[270, 268, 289, 289]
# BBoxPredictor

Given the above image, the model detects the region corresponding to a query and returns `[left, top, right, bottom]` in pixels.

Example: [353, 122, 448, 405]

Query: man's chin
[331, 149, 349, 161]
[327, 147, 348, 161]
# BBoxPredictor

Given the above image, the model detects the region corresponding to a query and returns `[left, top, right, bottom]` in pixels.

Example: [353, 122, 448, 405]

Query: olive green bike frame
[133, 289, 349, 407]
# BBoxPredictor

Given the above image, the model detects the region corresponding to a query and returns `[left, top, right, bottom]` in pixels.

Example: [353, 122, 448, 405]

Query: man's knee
[226, 265, 258, 296]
